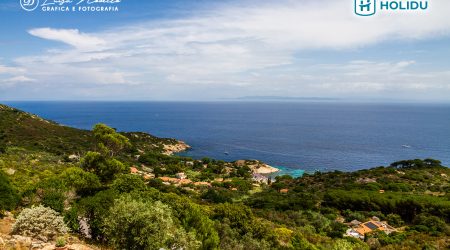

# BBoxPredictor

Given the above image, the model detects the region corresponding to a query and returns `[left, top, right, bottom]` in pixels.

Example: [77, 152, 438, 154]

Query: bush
[37, 178, 67, 213]
[111, 174, 146, 193]
[0, 171, 19, 214]
[12, 205, 69, 240]
[76, 189, 118, 240]
[201, 188, 233, 203]
[103, 195, 200, 250]
[60, 167, 101, 194]
[386, 213, 404, 227]
[412, 213, 449, 235]
[55, 237, 66, 247]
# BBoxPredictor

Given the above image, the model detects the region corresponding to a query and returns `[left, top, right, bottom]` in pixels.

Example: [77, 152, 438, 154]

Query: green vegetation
[103, 195, 200, 250]
[0, 104, 449, 249]
[0, 170, 19, 215]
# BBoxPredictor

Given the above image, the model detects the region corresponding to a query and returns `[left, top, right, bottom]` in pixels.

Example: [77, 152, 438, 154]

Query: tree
[111, 174, 146, 193]
[412, 213, 449, 235]
[386, 213, 404, 227]
[76, 189, 118, 240]
[93, 123, 131, 157]
[103, 195, 200, 250]
[213, 203, 254, 235]
[80, 152, 126, 182]
[60, 167, 101, 195]
[154, 193, 220, 249]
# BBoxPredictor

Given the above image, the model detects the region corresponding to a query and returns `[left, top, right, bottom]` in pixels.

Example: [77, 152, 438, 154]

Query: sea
[5, 101, 450, 176]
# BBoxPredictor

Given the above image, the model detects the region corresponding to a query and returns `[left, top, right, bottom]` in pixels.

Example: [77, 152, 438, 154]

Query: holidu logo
[355, 0, 429, 16]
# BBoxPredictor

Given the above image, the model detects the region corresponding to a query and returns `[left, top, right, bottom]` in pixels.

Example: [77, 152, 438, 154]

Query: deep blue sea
[5, 101, 450, 175]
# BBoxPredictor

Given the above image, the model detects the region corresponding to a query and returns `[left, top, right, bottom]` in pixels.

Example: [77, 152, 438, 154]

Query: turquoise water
[5, 101, 450, 173]
[270, 166, 305, 178]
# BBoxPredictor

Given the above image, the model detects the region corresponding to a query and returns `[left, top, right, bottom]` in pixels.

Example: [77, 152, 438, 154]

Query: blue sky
[1, 0, 450, 101]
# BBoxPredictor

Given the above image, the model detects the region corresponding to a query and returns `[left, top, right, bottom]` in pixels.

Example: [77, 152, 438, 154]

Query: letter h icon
[355, 0, 376, 16]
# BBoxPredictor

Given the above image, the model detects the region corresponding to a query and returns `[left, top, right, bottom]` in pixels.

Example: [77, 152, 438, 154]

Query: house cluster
[129, 161, 276, 191]
[129, 166, 213, 187]
[158, 175, 212, 187]
[346, 217, 397, 239]
[129, 166, 154, 180]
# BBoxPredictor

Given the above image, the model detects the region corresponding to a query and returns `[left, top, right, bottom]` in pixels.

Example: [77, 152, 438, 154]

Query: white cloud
[0, 65, 24, 74]
[4, 76, 35, 82]
[28, 28, 105, 50]
[5, 0, 450, 100]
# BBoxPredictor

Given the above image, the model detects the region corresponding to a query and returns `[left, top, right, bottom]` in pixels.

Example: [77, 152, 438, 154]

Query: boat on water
[224, 151, 229, 155]
[401, 145, 411, 148]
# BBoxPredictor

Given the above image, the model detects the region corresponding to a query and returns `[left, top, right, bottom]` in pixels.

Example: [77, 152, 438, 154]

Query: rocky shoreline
[234, 159, 280, 174]
[165, 143, 280, 174]
[162, 140, 191, 155]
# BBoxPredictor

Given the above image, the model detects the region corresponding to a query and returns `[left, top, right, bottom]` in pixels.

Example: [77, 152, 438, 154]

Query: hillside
[0, 104, 183, 156]
[0, 103, 449, 250]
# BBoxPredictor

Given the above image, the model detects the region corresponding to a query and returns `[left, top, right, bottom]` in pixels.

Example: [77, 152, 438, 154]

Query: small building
[68, 154, 80, 161]
[158, 176, 192, 186]
[379, 189, 385, 194]
[356, 177, 377, 184]
[179, 179, 193, 185]
[350, 220, 362, 226]
[346, 228, 361, 238]
[159, 176, 178, 183]
[143, 174, 155, 180]
[194, 182, 211, 187]
[348, 220, 396, 239]
[130, 167, 139, 174]
[280, 189, 289, 193]
[176, 172, 187, 179]
[142, 166, 153, 173]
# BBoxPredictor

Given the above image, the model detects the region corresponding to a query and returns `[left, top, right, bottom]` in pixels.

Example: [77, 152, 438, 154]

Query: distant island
[233, 96, 340, 101]
[0, 103, 449, 250]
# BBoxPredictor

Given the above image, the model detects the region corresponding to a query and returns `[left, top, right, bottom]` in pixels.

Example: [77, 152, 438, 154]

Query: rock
[68, 154, 80, 161]
[5, 168, 16, 175]
[40, 243, 55, 250]
[37, 234, 48, 242]
[162, 141, 190, 155]
[31, 242, 44, 249]
[12, 234, 32, 247]
[68, 243, 96, 250]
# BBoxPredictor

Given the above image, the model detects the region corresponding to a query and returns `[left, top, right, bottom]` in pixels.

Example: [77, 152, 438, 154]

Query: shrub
[386, 213, 404, 227]
[60, 167, 101, 194]
[12, 205, 69, 240]
[55, 237, 66, 247]
[412, 213, 449, 235]
[0, 171, 19, 214]
[103, 195, 200, 250]
[111, 174, 146, 193]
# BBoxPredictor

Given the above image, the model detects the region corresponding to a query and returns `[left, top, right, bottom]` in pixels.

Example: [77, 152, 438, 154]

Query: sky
[1, 0, 450, 102]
